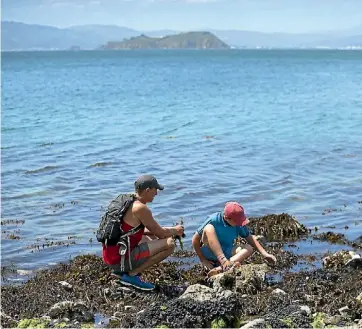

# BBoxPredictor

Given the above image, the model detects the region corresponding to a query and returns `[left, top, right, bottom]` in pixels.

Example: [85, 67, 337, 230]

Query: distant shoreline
[2, 48, 362, 53]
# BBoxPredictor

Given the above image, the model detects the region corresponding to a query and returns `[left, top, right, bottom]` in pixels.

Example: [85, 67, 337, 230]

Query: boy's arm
[245, 235, 277, 264]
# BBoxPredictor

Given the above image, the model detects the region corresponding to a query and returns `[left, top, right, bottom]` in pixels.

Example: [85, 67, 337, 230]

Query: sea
[1, 49, 362, 279]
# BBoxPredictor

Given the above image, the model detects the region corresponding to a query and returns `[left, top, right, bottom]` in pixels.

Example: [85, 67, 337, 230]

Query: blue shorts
[201, 245, 234, 263]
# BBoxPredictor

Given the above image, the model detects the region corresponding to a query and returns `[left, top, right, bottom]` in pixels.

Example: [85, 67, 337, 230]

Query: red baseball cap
[224, 202, 249, 226]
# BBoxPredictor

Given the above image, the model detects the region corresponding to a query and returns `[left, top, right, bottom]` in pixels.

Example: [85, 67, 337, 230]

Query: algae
[17, 318, 50, 328]
[312, 313, 326, 329]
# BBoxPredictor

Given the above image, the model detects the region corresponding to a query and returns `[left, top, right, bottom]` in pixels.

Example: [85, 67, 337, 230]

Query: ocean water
[1, 49, 362, 273]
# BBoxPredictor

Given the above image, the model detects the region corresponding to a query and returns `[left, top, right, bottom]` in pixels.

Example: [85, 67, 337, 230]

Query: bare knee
[236, 244, 253, 255]
[166, 237, 176, 251]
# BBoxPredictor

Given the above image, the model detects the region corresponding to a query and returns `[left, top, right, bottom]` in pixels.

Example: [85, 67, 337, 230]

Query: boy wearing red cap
[192, 202, 276, 276]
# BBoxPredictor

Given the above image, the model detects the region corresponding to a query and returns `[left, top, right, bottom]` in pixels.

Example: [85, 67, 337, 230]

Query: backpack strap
[118, 222, 145, 272]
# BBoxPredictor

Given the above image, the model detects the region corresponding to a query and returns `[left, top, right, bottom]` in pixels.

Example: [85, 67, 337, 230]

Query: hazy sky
[2, 0, 362, 33]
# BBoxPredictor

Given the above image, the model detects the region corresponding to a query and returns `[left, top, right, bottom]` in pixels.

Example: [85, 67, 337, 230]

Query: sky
[2, 0, 362, 33]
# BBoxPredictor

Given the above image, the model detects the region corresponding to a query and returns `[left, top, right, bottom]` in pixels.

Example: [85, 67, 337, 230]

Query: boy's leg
[230, 244, 254, 263]
[201, 224, 224, 260]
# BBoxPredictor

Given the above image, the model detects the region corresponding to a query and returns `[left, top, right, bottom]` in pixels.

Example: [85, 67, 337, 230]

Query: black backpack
[96, 193, 140, 245]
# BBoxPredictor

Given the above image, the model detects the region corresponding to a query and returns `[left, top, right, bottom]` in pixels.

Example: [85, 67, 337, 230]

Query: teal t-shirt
[196, 211, 250, 251]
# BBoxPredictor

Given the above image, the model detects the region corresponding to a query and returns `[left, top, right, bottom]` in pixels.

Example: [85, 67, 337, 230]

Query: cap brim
[236, 216, 249, 226]
[157, 184, 164, 190]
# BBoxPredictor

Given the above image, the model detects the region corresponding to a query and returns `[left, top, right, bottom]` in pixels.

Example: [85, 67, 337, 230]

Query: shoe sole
[117, 279, 155, 291]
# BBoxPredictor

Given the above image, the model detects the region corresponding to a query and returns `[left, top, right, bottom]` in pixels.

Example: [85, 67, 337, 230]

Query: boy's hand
[221, 260, 233, 271]
[263, 252, 277, 265]
[201, 259, 214, 271]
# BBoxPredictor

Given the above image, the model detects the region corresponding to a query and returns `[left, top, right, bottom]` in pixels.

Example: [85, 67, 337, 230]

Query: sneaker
[119, 273, 155, 291]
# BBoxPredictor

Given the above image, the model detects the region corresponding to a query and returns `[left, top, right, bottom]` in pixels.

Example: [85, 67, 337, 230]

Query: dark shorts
[110, 242, 151, 273]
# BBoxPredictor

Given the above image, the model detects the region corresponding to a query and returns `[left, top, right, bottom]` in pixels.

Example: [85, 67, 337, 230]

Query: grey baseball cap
[134, 175, 164, 191]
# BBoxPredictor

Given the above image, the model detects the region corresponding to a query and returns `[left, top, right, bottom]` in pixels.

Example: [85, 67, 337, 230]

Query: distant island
[100, 31, 230, 50]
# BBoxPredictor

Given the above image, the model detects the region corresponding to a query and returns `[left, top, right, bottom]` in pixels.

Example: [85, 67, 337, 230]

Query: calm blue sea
[2, 50, 362, 274]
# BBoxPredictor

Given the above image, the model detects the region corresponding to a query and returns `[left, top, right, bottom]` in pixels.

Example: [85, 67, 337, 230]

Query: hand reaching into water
[263, 252, 277, 265]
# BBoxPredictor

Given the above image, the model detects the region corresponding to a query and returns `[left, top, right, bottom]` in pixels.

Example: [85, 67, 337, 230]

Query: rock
[116, 286, 132, 293]
[338, 306, 350, 316]
[357, 292, 362, 304]
[124, 305, 136, 311]
[58, 281, 73, 290]
[299, 305, 311, 316]
[304, 294, 313, 302]
[272, 288, 287, 295]
[210, 264, 268, 294]
[323, 250, 362, 269]
[48, 301, 93, 322]
[324, 314, 342, 326]
[179, 284, 215, 302]
[240, 318, 265, 328]
[0, 311, 17, 328]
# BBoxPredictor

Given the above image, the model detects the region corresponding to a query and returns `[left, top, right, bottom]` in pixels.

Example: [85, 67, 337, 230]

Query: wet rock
[323, 250, 362, 269]
[314, 232, 347, 244]
[338, 306, 350, 316]
[124, 292, 242, 328]
[48, 301, 93, 322]
[357, 293, 362, 305]
[0, 311, 17, 328]
[59, 281, 73, 290]
[210, 264, 268, 294]
[124, 305, 136, 311]
[248, 213, 308, 241]
[240, 318, 265, 328]
[272, 288, 287, 295]
[179, 284, 215, 302]
[299, 305, 311, 316]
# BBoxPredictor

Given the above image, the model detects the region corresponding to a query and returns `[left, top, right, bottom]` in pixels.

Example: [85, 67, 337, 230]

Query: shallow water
[1, 49, 362, 272]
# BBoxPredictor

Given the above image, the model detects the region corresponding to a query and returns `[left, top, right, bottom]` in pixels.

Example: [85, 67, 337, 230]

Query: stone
[356, 292, 362, 304]
[48, 301, 93, 322]
[210, 264, 268, 294]
[299, 305, 311, 316]
[58, 281, 73, 290]
[124, 305, 136, 311]
[240, 318, 265, 329]
[179, 284, 215, 302]
[338, 306, 350, 316]
[272, 288, 287, 295]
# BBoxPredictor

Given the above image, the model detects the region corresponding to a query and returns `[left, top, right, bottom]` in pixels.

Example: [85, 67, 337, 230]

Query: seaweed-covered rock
[178, 284, 215, 302]
[0, 311, 17, 328]
[48, 301, 93, 322]
[248, 213, 308, 241]
[313, 232, 347, 244]
[240, 318, 266, 328]
[322, 250, 362, 269]
[210, 264, 268, 294]
[122, 292, 242, 328]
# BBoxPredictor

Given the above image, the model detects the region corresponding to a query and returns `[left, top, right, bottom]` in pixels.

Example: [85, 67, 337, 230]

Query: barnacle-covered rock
[248, 213, 308, 241]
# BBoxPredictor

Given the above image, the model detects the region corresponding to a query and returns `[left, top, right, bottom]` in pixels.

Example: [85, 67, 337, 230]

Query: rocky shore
[1, 214, 361, 328]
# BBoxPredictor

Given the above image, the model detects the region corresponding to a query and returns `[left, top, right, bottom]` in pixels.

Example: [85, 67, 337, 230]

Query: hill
[100, 32, 230, 49]
[2, 21, 362, 51]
